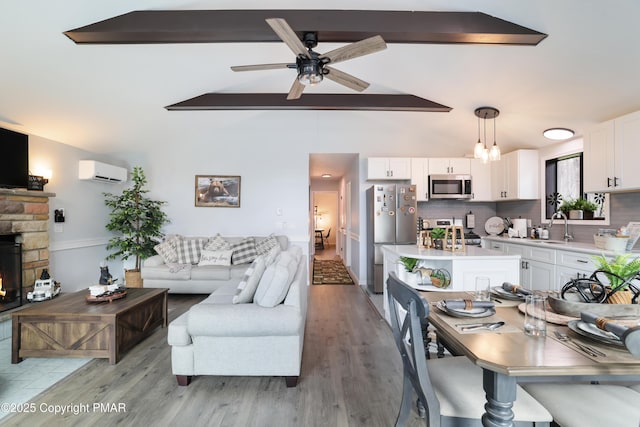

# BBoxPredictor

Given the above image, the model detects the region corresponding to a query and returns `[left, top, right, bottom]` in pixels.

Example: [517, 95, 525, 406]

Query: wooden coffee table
[12, 287, 168, 364]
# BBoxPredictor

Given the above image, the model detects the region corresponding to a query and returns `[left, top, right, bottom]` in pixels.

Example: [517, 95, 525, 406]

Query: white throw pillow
[232, 256, 267, 304]
[198, 249, 233, 266]
[254, 251, 297, 307]
[154, 237, 179, 264]
[264, 245, 281, 266]
[204, 233, 231, 251]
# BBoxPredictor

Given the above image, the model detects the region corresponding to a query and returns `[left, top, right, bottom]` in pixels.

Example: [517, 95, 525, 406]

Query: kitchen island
[381, 245, 520, 323]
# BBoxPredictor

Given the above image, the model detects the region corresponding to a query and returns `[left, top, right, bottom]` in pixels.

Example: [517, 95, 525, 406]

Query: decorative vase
[606, 289, 633, 304]
[397, 268, 418, 287]
[125, 269, 143, 288]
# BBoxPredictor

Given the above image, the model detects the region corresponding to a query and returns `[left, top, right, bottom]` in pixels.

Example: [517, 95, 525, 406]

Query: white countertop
[381, 244, 520, 260]
[482, 235, 640, 256]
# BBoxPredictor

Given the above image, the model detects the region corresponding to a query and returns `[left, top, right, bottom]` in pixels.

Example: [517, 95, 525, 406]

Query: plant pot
[583, 210, 594, 220]
[569, 209, 583, 220]
[397, 268, 418, 287]
[433, 239, 443, 250]
[606, 289, 633, 304]
[125, 269, 143, 288]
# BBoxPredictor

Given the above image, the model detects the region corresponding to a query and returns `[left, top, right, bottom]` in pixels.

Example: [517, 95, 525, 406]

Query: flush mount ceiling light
[543, 128, 575, 140]
[321, 173, 332, 178]
[473, 107, 501, 163]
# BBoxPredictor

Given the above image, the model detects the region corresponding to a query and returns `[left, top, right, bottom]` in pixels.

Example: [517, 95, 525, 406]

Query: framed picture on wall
[195, 175, 241, 207]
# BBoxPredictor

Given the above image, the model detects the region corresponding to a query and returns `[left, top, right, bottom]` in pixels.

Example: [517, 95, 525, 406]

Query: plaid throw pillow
[231, 237, 258, 265]
[175, 237, 208, 264]
[232, 256, 267, 304]
[255, 234, 279, 255]
[204, 234, 231, 251]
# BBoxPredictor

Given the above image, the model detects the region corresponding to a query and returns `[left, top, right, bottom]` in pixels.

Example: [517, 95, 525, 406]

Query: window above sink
[540, 139, 610, 226]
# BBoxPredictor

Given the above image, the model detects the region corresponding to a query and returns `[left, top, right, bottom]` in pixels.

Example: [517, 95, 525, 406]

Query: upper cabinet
[367, 157, 412, 180]
[491, 149, 539, 201]
[469, 159, 493, 201]
[428, 158, 470, 175]
[410, 158, 429, 201]
[584, 110, 640, 193]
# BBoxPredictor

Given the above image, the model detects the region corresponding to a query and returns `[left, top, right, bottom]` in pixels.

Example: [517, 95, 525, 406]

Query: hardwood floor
[3, 287, 424, 426]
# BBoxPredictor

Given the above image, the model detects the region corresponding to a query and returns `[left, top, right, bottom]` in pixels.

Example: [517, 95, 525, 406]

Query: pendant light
[474, 107, 500, 162]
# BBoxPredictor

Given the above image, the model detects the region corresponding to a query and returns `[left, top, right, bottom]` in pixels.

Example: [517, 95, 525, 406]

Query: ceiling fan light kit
[474, 107, 501, 163]
[231, 18, 387, 100]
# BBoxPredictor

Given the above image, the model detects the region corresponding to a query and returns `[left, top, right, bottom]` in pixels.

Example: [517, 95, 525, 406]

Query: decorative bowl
[548, 294, 640, 317]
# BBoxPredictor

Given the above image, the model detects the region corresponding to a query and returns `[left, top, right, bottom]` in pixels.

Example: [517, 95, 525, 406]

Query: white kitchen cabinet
[584, 110, 640, 193]
[503, 242, 556, 290]
[410, 158, 429, 201]
[491, 149, 539, 200]
[469, 158, 493, 201]
[428, 158, 470, 175]
[367, 157, 411, 180]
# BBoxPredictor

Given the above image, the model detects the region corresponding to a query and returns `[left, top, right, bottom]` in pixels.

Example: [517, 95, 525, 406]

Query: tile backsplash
[418, 192, 640, 250]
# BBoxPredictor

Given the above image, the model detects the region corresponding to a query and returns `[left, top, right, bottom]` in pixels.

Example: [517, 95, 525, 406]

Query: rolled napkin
[581, 311, 640, 357]
[443, 299, 495, 311]
[502, 282, 532, 296]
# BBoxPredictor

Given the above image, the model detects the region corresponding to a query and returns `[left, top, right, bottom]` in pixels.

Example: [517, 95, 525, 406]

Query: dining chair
[323, 228, 331, 247]
[522, 383, 640, 427]
[386, 272, 552, 427]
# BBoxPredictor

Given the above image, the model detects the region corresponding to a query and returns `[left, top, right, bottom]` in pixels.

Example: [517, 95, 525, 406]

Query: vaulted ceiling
[1, 1, 640, 166]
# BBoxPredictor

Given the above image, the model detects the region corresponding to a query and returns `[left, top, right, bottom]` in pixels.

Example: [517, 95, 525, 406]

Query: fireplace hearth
[0, 236, 22, 313]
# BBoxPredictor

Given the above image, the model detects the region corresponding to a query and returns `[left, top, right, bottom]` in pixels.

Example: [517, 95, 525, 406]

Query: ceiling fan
[231, 18, 387, 100]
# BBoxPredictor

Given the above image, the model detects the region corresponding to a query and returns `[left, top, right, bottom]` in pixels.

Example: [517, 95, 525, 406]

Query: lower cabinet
[521, 259, 556, 291]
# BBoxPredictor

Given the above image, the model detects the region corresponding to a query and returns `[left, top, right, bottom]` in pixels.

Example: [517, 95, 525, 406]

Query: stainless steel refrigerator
[366, 184, 417, 294]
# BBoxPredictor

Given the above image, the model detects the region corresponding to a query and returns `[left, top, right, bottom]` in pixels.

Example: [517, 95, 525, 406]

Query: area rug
[313, 259, 354, 285]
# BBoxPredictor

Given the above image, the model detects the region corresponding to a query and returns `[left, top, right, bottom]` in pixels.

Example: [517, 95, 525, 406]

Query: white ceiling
[2, 1, 640, 180]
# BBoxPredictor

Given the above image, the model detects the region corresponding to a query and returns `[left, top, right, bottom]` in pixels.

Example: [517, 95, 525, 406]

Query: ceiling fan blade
[231, 63, 292, 72]
[321, 35, 387, 65]
[324, 66, 370, 92]
[266, 18, 309, 58]
[287, 79, 305, 100]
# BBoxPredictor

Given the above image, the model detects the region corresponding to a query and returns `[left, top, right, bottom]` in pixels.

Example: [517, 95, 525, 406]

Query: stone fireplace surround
[0, 188, 55, 308]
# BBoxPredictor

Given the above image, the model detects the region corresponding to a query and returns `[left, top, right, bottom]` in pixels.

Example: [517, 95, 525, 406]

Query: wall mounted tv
[0, 127, 29, 189]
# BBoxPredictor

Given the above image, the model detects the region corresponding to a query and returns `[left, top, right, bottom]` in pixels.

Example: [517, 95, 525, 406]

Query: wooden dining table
[421, 291, 640, 427]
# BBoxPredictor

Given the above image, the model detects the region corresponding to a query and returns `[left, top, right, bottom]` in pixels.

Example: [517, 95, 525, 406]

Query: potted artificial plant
[398, 256, 420, 286]
[560, 197, 598, 220]
[430, 228, 446, 250]
[592, 253, 640, 304]
[104, 166, 169, 287]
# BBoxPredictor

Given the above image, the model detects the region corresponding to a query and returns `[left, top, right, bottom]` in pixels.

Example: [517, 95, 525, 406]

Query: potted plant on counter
[398, 256, 420, 286]
[592, 253, 640, 304]
[560, 197, 598, 220]
[430, 228, 445, 250]
[104, 166, 169, 288]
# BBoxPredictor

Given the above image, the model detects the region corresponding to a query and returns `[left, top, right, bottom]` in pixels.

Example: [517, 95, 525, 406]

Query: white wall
[29, 134, 129, 292]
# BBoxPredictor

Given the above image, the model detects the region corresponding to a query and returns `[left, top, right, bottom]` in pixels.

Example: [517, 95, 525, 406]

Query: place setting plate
[567, 320, 623, 347]
[491, 286, 526, 301]
[435, 300, 496, 318]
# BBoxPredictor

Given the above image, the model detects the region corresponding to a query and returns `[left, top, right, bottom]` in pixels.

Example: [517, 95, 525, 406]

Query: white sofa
[141, 235, 289, 294]
[167, 245, 308, 387]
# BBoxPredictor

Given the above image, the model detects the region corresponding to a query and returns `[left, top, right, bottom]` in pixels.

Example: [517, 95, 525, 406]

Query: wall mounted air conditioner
[78, 160, 128, 183]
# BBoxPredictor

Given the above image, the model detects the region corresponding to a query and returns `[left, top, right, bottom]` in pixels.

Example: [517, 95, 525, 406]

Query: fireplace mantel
[0, 188, 56, 198]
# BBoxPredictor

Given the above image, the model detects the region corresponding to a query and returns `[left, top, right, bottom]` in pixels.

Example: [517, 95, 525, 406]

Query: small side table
[315, 229, 324, 249]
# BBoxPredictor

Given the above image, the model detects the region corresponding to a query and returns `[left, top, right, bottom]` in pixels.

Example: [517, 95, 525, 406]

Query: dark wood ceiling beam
[65, 10, 546, 45]
[164, 93, 452, 112]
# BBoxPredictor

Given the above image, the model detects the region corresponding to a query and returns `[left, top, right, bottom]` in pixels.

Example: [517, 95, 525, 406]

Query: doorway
[312, 191, 339, 259]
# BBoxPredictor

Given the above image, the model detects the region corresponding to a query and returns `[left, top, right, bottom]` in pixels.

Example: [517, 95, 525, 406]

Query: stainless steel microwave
[428, 174, 472, 199]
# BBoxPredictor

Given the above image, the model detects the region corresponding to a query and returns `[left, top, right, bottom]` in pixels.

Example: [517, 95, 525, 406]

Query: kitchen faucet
[549, 211, 573, 242]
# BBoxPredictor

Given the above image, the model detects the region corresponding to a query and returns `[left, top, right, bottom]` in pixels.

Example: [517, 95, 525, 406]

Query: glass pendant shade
[474, 139, 484, 158]
[473, 107, 500, 162]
